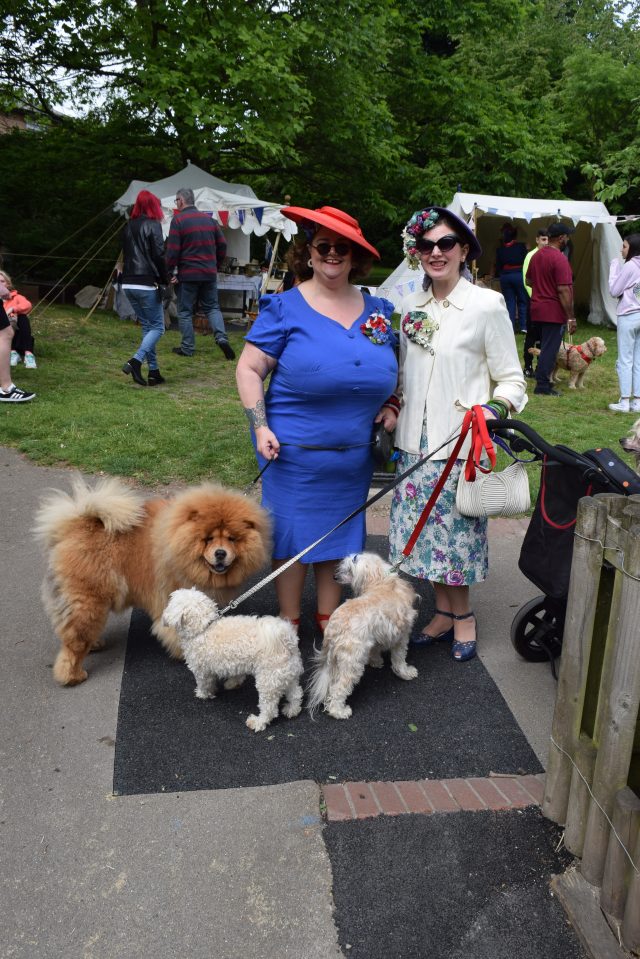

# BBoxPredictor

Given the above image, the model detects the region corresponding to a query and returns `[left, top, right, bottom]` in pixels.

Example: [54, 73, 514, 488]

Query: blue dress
[246, 288, 397, 561]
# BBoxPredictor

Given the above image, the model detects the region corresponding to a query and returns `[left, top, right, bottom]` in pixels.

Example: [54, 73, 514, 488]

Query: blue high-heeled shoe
[410, 609, 454, 647]
[451, 611, 477, 662]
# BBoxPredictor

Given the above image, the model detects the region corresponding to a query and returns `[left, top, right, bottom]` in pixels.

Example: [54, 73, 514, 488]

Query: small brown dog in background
[546, 336, 607, 389]
[620, 417, 640, 474]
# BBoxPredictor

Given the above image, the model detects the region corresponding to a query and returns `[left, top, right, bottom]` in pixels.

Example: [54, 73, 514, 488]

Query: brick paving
[322, 774, 546, 822]
[338, 501, 544, 826]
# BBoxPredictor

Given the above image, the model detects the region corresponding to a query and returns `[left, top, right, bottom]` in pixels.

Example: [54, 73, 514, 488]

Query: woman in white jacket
[608, 234, 640, 413]
[388, 207, 527, 661]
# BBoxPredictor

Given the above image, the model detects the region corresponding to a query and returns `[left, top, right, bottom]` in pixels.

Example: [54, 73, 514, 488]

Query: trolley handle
[485, 418, 603, 476]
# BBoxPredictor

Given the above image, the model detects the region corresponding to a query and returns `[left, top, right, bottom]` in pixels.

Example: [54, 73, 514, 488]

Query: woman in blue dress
[236, 206, 399, 633]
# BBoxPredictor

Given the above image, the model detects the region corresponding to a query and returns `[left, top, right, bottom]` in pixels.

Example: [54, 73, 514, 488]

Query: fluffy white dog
[162, 588, 304, 732]
[620, 417, 640, 474]
[307, 553, 419, 720]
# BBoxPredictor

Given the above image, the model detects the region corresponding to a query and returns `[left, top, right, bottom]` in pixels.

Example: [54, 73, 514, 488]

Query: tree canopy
[1, 0, 638, 279]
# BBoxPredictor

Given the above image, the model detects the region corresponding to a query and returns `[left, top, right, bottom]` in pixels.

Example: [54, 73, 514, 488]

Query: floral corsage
[361, 310, 393, 345]
[401, 310, 437, 349]
[401, 208, 441, 269]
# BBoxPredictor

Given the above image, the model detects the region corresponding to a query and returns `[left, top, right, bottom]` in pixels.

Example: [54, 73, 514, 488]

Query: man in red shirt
[526, 222, 577, 395]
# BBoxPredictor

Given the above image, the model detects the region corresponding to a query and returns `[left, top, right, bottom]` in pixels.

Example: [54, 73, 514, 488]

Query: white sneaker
[23, 352, 37, 369]
[631, 398, 640, 413]
[10, 350, 20, 367]
[609, 399, 630, 413]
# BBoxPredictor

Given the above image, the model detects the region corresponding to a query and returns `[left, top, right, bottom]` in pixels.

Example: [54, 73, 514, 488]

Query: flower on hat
[360, 310, 393, 345]
[402, 208, 440, 269]
[401, 310, 437, 350]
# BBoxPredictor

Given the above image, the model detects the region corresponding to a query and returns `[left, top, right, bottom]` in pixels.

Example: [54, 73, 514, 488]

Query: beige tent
[379, 192, 626, 326]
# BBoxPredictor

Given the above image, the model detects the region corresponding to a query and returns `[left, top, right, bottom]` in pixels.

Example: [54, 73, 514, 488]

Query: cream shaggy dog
[307, 553, 419, 720]
[549, 336, 607, 389]
[620, 417, 640, 473]
[162, 588, 304, 732]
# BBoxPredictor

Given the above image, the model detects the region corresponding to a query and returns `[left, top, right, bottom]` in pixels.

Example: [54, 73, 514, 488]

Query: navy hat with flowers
[402, 206, 482, 269]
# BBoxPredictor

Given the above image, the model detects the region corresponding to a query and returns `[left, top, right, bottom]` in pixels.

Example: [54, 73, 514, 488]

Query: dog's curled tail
[33, 475, 147, 547]
[306, 646, 331, 717]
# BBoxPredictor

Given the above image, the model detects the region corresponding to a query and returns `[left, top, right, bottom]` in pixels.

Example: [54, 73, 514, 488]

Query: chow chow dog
[162, 588, 303, 732]
[34, 477, 270, 685]
[306, 553, 419, 719]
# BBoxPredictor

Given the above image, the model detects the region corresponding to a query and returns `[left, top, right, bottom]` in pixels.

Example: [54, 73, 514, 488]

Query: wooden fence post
[543, 497, 609, 825]
[600, 787, 640, 920]
[564, 734, 597, 857]
[621, 828, 640, 953]
[581, 522, 640, 886]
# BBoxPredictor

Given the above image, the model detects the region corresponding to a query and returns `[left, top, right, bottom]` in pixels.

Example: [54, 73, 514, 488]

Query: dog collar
[568, 344, 592, 365]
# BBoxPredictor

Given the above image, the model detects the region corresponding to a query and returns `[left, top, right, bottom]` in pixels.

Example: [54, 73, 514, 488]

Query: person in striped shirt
[166, 188, 235, 360]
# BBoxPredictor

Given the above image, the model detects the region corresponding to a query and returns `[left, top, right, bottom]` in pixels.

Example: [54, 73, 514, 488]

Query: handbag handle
[402, 405, 494, 558]
[464, 405, 496, 481]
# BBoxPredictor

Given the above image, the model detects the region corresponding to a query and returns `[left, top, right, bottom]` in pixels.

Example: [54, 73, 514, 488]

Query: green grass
[2, 306, 256, 487]
[1, 306, 635, 502]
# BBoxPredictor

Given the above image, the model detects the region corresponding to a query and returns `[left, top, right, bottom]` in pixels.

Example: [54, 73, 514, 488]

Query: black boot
[148, 369, 166, 386]
[218, 340, 236, 360]
[122, 357, 147, 386]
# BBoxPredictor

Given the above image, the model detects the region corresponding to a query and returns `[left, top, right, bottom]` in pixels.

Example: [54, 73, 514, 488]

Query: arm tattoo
[244, 400, 268, 429]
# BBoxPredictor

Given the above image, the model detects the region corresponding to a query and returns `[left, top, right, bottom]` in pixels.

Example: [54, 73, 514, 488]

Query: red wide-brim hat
[281, 205, 380, 259]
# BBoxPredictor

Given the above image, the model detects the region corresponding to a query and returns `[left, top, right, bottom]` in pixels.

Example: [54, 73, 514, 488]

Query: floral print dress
[388, 419, 489, 585]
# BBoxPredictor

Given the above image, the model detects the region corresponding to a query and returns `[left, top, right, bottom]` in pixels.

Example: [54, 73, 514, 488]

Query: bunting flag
[238, 209, 245, 225]
[218, 210, 229, 227]
[203, 210, 214, 218]
[253, 207, 263, 224]
[488, 207, 498, 215]
[524, 212, 534, 223]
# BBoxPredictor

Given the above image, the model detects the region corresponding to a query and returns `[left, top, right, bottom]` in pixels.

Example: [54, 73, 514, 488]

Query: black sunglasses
[311, 240, 351, 257]
[416, 234, 461, 254]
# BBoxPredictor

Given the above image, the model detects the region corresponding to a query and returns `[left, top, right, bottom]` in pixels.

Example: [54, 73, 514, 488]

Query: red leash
[401, 405, 496, 558]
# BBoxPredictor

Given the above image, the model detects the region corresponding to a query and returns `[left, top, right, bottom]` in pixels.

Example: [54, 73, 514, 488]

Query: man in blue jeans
[166, 187, 235, 360]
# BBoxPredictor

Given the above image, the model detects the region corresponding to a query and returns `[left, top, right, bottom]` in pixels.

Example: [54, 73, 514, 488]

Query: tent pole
[84, 265, 118, 323]
[471, 204, 478, 284]
[262, 231, 282, 295]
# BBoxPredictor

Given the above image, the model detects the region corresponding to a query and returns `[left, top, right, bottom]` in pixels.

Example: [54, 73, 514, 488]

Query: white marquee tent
[113, 161, 296, 264]
[378, 192, 625, 326]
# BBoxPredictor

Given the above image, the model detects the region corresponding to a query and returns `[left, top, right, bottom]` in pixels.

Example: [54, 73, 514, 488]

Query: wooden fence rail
[542, 492, 640, 954]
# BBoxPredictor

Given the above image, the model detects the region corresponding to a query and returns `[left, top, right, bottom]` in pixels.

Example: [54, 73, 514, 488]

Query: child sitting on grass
[0, 277, 35, 402]
[0, 270, 37, 369]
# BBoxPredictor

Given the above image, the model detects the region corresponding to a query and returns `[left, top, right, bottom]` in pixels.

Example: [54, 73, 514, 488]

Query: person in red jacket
[0, 275, 35, 402]
[0, 271, 36, 369]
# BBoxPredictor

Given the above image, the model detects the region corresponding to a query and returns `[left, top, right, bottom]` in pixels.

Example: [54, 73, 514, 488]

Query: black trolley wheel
[510, 595, 564, 662]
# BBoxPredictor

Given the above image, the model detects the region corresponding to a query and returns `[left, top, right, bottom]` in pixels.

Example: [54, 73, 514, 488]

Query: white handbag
[456, 460, 531, 518]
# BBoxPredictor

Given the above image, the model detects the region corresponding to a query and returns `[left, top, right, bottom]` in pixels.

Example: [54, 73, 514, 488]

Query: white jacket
[394, 277, 528, 459]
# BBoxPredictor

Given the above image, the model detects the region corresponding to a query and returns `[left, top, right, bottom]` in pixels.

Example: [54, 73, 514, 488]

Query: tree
[2, 0, 638, 274]
[0, 113, 181, 285]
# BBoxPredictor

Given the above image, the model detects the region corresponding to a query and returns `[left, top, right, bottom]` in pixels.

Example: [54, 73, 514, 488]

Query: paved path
[1, 447, 566, 959]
